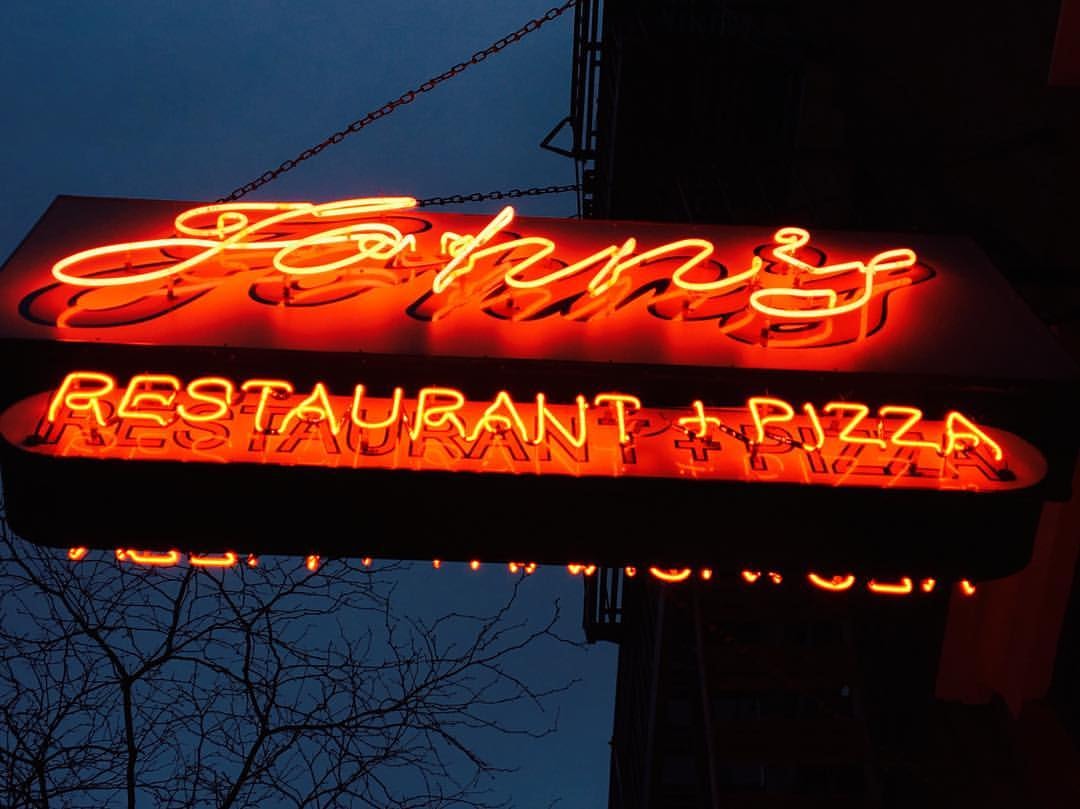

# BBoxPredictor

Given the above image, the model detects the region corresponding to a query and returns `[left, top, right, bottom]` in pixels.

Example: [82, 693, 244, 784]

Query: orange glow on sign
[410, 387, 468, 441]
[61, 550, 981, 600]
[808, 573, 856, 592]
[14, 374, 1044, 496]
[534, 393, 588, 449]
[116, 374, 181, 426]
[467, 391, 530, 443]
[867, 577, 914, 595]
[944, 411, 1004, 462]
[351, 385, 404, 431]
[677, 400, 725, 439]
[33, 199, 932, 355]
[594, 393, 641, 445]
[189, 552, 238, 568]
[879, 406, 940, 453]
[824, 402, 887, 450]
[749, 227, 917, 320]
[280, 383, 342, 435]
[177, 377, 235, 423]
[748, 397, 795, 444]
[116, 548, 180, 566]
[48, 372, 115, 427]
[649, 567, 692, 583]
[241, 379, 294, 433]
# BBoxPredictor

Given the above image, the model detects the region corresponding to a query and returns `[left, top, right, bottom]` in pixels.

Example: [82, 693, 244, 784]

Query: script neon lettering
[272, 224, 415, 276]
[671, 250, 762, 294]
[49, 203, 923, 339]
[503, 238, 627, 291]
[432, 206, 515, 293]
[47, 372, 116, 426]
[53, 197, 417, 288]
[750, 228, 917, 319]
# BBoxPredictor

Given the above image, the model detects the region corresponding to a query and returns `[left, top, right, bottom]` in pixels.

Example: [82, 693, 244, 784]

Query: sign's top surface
[1, 194, 1074, 383]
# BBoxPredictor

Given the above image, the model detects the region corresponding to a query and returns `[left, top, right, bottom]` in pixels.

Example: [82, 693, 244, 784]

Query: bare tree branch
[0, 497, 584, 808]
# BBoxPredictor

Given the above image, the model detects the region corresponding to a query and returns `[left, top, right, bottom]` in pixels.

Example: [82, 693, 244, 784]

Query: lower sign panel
[0, 382, 1049, 579]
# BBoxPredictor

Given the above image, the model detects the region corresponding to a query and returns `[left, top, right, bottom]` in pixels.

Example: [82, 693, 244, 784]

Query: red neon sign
[0, 372, 1044, 494]
[2, 195, 1072, 579]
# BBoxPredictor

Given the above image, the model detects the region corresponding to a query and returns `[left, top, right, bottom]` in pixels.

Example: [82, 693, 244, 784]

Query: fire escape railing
[540, 0, 604, 219]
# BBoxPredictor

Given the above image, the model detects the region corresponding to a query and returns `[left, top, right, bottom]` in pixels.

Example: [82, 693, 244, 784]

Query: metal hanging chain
[416, 184, 577, 207]
[218, 0, 580, 203]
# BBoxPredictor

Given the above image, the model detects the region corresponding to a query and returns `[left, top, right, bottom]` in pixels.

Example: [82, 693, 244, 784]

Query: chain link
[416, 184, 577, 208]
[218, 1, 580, 203]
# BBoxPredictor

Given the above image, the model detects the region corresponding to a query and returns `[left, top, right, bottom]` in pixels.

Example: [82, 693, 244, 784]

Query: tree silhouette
[0, 508, 577, 808]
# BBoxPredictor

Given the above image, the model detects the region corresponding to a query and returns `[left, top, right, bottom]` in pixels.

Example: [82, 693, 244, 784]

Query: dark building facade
[560, 1, 1080, 806]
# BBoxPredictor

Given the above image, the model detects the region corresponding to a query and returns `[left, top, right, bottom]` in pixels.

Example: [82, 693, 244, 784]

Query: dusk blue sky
[1, 2, 615, 807]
